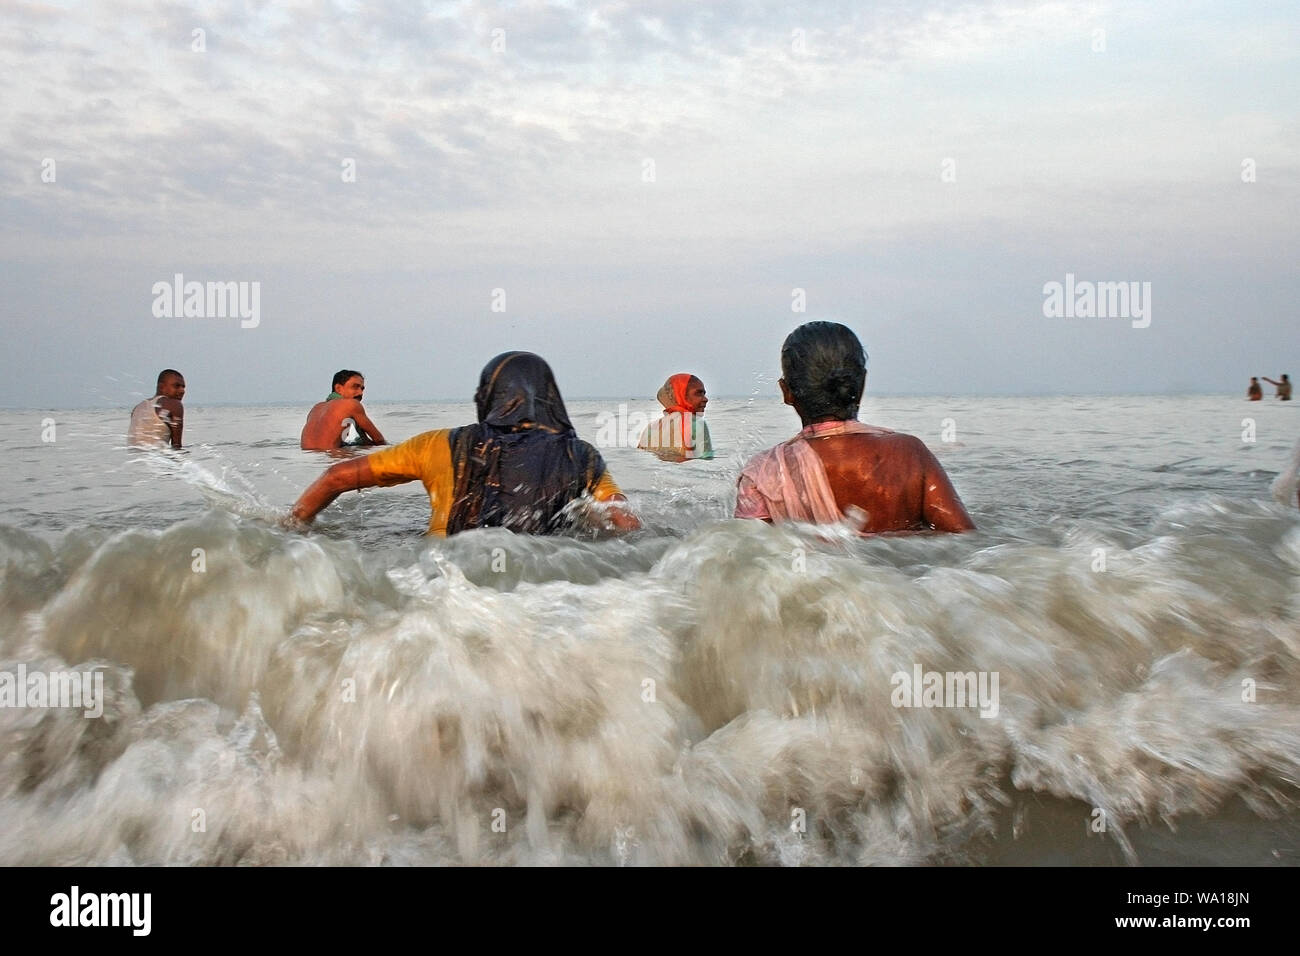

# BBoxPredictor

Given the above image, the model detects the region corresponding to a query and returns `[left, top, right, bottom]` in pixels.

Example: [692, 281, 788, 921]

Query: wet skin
[804, 432, 975, 533]
[300, 376, 388, 450]
[778, 378, 974, 534]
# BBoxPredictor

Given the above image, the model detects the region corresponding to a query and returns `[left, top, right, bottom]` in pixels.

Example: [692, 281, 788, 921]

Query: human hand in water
[278, 511, 311, 532]
[589, 495, 641, 533]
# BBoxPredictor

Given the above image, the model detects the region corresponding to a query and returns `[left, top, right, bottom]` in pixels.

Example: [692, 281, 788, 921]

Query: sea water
[1, 395, 1298, 865]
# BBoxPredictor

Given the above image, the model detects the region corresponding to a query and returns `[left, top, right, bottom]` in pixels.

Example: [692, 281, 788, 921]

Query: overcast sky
[2, 0, 1297, 407]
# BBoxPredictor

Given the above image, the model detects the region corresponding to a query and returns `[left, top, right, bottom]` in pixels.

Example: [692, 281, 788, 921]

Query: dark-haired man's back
[735, 320, 973, 534]
[735, 421, 973, 533]
[810, 430, 972, 532]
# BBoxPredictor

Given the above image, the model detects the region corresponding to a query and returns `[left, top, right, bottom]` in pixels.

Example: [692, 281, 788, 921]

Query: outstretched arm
[1263, 377, 1281, 386]
[292, 457, 390, 523]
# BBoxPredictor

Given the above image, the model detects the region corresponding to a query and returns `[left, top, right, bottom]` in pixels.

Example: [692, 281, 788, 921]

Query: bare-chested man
[300, 370, 387, 451]
[1262, 374, 1292, 400]
[735, 322, 974, 533]
[128, 369, 185, 448]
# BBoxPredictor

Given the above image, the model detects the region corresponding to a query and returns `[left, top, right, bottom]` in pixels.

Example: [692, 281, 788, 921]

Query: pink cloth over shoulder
[734, 420, 893, 524]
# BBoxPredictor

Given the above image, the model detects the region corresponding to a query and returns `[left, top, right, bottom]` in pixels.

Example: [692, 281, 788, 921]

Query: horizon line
[0, 390, 1265, 412]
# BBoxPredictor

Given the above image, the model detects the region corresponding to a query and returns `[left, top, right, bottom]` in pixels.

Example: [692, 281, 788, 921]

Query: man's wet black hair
[156, 369, 183, 388]
[780, 322, 868, 423]
[332, 369, 363, 390]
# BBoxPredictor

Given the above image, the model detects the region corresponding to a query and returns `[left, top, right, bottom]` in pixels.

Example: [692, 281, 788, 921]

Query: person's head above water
[291, 348, 638, 534]
[474, 351, 573, 433]
[156, 369, 185, 399]
[656, 374, 708, 415]
[778, 321, 868, 425]
[331, 369, 364, 399]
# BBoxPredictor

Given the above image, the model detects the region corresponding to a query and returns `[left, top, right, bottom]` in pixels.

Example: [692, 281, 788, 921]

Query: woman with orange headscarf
[636, 373, 713, 462]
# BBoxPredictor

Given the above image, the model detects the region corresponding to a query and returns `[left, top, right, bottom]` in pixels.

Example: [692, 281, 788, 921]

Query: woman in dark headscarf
[447, 352, 611, 533]
[291, 352, 639, 535]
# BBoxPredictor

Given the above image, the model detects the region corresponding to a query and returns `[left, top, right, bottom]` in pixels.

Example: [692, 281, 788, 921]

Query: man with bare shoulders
[735, 322, 974, 534]
[128, 369, 185, 448]
[1262, 374, 1291, 400]
[300, 370, 388, 451]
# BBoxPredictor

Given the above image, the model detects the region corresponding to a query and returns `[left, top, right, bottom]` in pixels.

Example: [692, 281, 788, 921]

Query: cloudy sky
[2, 0, 1297, 407]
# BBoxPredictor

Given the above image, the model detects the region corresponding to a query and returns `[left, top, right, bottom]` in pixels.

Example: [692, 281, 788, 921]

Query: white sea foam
[0, 396, 1297, 864]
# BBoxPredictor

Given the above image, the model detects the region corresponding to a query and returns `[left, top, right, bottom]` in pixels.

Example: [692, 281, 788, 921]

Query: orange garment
[656, 373, 695, 415]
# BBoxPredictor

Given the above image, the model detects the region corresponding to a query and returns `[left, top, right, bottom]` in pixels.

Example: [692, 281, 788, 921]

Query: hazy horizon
[4, 1, 1296, 408]
[3, 388, 1279, 413]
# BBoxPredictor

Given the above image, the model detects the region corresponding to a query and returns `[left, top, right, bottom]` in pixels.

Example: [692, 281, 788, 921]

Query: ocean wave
[1, 501, 1298, 864]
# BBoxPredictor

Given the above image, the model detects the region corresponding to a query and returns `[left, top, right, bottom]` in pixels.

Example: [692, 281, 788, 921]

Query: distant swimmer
[291, 352, 640, 535]
[735, 322, 974, 534]
[127, 369, 185, 448]
[1247, 377, 1263, 401]
[637, 373, 714, 462]
[300, 370, 388, 450]
[1262, 374, 1292, 400]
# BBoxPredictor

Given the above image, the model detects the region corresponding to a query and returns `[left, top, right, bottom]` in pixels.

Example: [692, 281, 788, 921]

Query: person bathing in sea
[637, 373, 714, 462]
[734, 322, 974, 534]
[127, 369, 185, 448]
[1248, 377, 1263, 401]
[300, 370, 388, 450]
[292, 351, 640, 535]
[1262, 374, 1292, 400]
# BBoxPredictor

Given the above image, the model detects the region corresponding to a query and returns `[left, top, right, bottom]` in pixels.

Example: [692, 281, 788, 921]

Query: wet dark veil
[447, 352, 605, 534]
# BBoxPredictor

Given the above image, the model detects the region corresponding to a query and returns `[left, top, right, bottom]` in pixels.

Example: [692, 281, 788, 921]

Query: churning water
[2, 395, 1298, 865]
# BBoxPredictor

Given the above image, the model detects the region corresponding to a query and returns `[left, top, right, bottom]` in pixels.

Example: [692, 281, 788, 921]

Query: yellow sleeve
[365, 429, 455, 536]
[590, 470, 623, 501]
